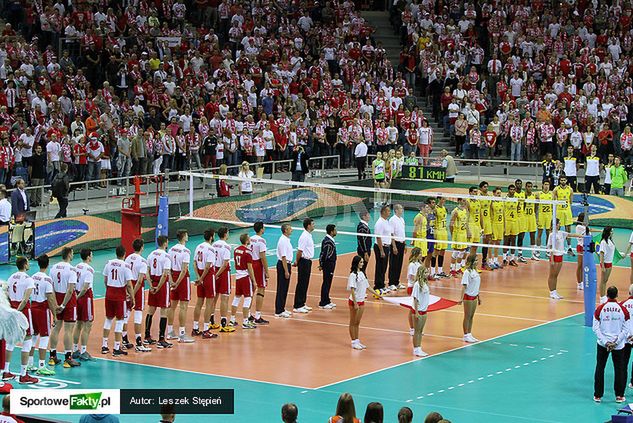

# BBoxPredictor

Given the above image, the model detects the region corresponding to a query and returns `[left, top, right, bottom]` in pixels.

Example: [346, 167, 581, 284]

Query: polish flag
[382, 295, 458, 312]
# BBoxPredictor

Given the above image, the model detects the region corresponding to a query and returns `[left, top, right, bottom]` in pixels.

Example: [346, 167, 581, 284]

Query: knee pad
[22, 338, 32, 353]
[39, 336, 49, 350]
[134, 311, 143, 325]
[103, 319, 113, 331]
[243, 297, 252, 308]
[231, 296, 241, 308]
[5, 343, 14, 352]
[115, 320, 124, 333]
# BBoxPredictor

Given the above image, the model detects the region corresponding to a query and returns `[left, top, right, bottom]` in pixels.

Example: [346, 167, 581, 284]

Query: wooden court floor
[82, 251, 605, 389]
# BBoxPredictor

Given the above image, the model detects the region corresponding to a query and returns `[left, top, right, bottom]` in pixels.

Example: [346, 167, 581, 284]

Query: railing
[12, 155, 341, 220]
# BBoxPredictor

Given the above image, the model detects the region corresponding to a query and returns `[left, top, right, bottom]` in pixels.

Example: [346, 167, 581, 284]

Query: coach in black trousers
[593, 286, 629, 402]
[293, 218, 315, 313]
[275, 224, 294, 317]
[388, 204, 406, 290]
[318, 224, 337, 309]
[357, 212, 372, 274]
[373, 205, 393, 292]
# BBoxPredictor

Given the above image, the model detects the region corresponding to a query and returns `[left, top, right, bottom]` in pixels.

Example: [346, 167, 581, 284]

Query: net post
[551, 202, 557, 254]
[188, 171, 194, 217]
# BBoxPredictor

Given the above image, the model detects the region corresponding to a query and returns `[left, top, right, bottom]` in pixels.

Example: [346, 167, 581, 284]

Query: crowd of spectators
[0, 0, 442, 209]
[393, 0, 633, 191]
[280, 393, 451, 423]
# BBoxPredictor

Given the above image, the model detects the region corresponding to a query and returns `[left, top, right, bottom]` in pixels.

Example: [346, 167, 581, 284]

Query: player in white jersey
[29, 254, 59, 376]
[145, 235, 173, 349]
[4, 257, 38, 384]
[167, 229, 194, 343]
[211, 227, 234, 332]
[102, 245, 135, 357]
[621, 284, 633, 387]
[72, 249, 95, 361]
[124, 238, 151, 352]
[249, 222, 270, 324]
[48, 247, 81, 368]
[192, 229, 219, 339]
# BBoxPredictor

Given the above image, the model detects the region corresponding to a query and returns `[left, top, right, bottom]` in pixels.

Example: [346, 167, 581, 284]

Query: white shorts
[101, 159, 111, 170]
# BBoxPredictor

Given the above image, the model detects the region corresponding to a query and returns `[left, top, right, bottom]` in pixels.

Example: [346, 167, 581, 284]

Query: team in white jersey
[4, 257, 38, 384]
[167, 230, 194, 343]
[47, 247, 81, 368]
[73, 249, 95, 361]
[145, 235, 174, 349]
[211, 227, 234, 332]
[250, 222, 270, 325]
[192, 229, 219, 339]
[124, 239, 151, 352]
[101, 246, 135, 356]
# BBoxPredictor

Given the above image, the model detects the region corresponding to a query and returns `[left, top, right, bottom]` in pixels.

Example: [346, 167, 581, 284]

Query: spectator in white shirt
[0, 189, 11, 224]
[354, 139, 368, 181]
[274, 224, 294, 318]
[293, 218, 315, 313]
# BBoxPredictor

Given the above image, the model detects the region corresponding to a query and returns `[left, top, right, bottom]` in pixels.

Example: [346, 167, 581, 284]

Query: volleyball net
[178, 171, 569, 255]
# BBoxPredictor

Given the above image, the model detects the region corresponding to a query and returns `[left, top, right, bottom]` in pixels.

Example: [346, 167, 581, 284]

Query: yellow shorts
[525, 215, 537, 233]
[435, 229, 448, 250]
[492, 223, 504, 241]
[538, 213, 552, 230]
[452, 231, 467, 250]
[556, 208, 573, 227]
[413, 240, 428, 257]
[482, 218, 492, 236]
[504, 220, 518, 236]
[469, 224, 481, 243]
[518, 214, 526, 233]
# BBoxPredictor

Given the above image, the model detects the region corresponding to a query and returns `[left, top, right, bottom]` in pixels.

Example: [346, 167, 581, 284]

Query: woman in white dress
[348, 255, 371, 350]
[599, 227, 616, 304]
[237, 161, 254, 195]
[459, 255, 481, 343]
[411, 266, 430, 357]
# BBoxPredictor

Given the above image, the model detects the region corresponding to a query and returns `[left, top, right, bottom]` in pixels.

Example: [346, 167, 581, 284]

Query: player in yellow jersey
[467, 187, 482, 258]
[523, 182, 538, 261]
[423, 198, 440, 278]
[412, 204, 428, 261]
[514, 179, 528, 263]
[449, 198, 469, 277]
[478, 181, 493, 270]
[433, 197, 449, 278]
[536, 180, 553, 259]
[503, 184, 519, 266]
[491, 187, 505, 269]
[553, 175, 574, 256]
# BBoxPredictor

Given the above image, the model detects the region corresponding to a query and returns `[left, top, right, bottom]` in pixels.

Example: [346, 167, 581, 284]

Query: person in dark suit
[290, 146, 310, 182]
[318, 224, 337, 309]
[357, 212, 372, 273]
[10, 177, 29, 220]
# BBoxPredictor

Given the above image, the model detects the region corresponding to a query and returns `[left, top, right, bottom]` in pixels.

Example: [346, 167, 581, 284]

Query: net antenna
[180, 171, 567, 254]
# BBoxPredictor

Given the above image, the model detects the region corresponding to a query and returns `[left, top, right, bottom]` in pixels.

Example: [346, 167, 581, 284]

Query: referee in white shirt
[388, 204, 406, 290]
[293, 218, 314, 313]
[354, 139, 368, 181]
[275, 224, 294, 318]
[0, 189, 11, 225]
[373, 205, 394, 293]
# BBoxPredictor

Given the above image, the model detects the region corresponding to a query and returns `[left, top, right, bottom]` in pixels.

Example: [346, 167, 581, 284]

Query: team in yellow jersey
[552, 175, 574, 255]
[410, 178, 563, 277]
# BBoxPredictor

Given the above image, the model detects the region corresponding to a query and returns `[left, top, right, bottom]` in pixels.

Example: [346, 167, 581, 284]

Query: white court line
[313, 312, 582, 390]
[306, 271, 586, 304]
[96, 356, 313, 390]
[287, 316, 464, 340]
